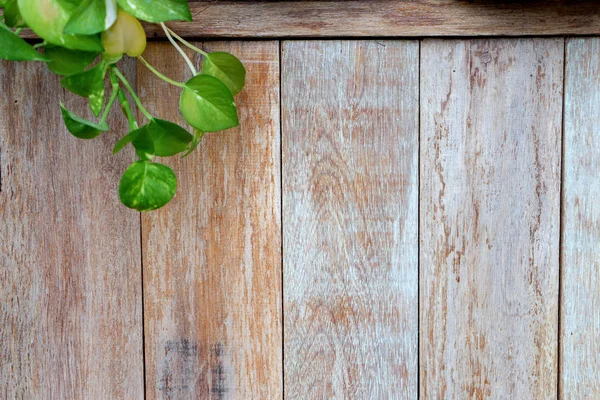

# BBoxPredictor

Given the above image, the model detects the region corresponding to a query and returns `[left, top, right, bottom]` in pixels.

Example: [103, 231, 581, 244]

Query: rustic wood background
[2, 6, 600, 398]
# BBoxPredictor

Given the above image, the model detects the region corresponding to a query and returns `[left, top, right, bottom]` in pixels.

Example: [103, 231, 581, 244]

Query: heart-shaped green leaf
[116, 0, 191, 23]
[112, 118, 192, 157]
[2, 0, 26, 27]
[17, 0, 104, 51]
[89, 90, 105, 117]
[181, 129, 204, 158]
[141, 118, 193, 156]
[45, 45, 99, 76]
[0, 23, 48, 61]
[113, 130, 136, 154]
[64, 0, 118, 35]
[203, 52, 246, 95]
[60, 63, 105, 96]
[179, 74, 239, 132]
[61, 63, 107, 116]
[119, 160, 177, 211]
[113, 131, 154, 161]
[60, 103, 108, 139]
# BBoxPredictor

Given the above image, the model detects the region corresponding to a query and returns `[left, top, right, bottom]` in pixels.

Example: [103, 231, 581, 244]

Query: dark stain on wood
[140, 41, 282, 399]
[210, 343, 228, 400]
[159, 339, 199, 399]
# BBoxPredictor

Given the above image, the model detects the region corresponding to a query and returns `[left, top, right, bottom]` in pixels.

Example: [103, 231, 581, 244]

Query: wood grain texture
[0, 60, 144, 398]
[152, 1, 600, 38]
[18, 1, 600, 39]
[420, 38, 563, 399]
[139, 42, 281, 399]
[561, 37, 600, 399]
[282, 41, 419, 399]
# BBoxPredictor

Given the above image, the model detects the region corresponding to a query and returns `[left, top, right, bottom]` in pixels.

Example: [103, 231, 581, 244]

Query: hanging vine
[0, 0, 246, 211]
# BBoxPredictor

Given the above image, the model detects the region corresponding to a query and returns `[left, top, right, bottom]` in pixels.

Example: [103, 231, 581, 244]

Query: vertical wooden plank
[0, 61, 144, 398]
[561, 37, 600, 398]
[283, 41, 419, 398]
[140, 42, 282, 399]
[420, 38, 563, 398]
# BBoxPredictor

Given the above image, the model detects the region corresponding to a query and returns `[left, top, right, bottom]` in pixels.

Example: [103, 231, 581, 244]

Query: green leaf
[113, 130, 136, 154]
[60, 62, 105, 96]
[3, 0, 26, 27]
[64, 0, 118, 35]
[141, 119, 193, 156]
[179, 74, 239, 132]
[112, 129, 152, 162]
[61, 63, 107, 116]
[59, 103, 108, 139]
[44, 45, 98, 76]
[0, 23, 48, 61]
[89, 89, 105, 117]
[112, 118, 192, 157]
[119, 160, 177, 211]
[181, 129, 203, 158]
[17, 0, 103, 51]
[116, 0, 191, 23]
[202, 52, 246, 95]
[134, 126, 156, 155]
[113, 122, 146, 155]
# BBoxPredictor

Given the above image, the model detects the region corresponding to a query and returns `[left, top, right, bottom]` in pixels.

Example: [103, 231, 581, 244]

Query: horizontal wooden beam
[19, 1, 600, 40]
[156, 1, 600, 38]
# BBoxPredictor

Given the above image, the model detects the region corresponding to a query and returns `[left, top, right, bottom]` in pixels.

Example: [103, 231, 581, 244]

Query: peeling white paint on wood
[561, 37, 600, 399]
[420, 38, 563, 399]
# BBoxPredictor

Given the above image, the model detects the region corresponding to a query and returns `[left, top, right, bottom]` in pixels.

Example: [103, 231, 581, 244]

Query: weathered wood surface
[282, 40, 419, 398]
[0, 61, 144, 397]
[561, 37, 600, 399]
[17, 1, 600, 40]
[139, 42, 282, 399]
[155, 1, 600, 38]
[420, 39, 563, 398]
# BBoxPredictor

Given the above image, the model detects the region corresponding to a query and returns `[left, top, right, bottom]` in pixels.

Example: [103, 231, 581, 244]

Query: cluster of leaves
[0, 0, 246, 211]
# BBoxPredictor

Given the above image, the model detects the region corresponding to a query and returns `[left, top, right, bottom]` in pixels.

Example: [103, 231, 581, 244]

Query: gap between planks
[557, 37, 568, 400]
[278, 39, 286, 400]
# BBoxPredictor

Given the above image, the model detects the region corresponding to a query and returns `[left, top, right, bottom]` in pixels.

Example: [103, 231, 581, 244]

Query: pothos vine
[0, 0, 246, 211]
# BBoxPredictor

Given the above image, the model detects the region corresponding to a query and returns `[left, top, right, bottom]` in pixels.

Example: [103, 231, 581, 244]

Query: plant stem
[111, 70, 138, 130]
[138, 56, 185, 88]
[33, 41, 47, 49]
[14, 28, 23, 35]
[160, 22, 197, 75]
[118, 88, 137, 131]
[164, 26, 209, 57]
[100, 81, 120, 123]
[111, 66, 153, 120]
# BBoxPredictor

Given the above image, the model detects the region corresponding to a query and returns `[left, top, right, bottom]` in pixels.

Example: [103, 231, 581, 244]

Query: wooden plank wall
[0, 60, 144, 397]
[1, 37, 600, 399]
[282, 41, 419, 398]
[138, 42, 282, 399]
[420, 38, 563, 398]
[561, 37, 600, 399]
